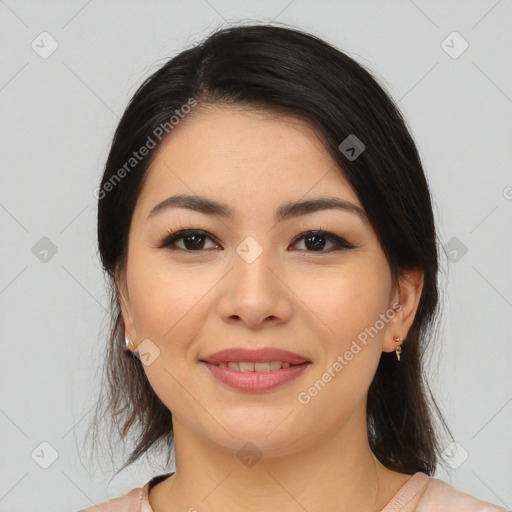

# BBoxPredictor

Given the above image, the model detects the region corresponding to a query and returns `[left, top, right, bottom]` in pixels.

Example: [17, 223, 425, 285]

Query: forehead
[135, 106, 362, 218]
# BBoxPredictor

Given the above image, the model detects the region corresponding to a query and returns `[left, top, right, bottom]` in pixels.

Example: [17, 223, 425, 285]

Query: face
[117, 106, 422, 458]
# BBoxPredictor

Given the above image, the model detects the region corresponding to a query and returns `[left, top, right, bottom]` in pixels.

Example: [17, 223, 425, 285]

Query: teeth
[269, 361, 282, 371]
[241, 362, 256, 371]
[216, 361, 293, 371]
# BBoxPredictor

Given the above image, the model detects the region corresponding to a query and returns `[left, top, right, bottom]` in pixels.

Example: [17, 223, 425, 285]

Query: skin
[117, 105, 424, 512]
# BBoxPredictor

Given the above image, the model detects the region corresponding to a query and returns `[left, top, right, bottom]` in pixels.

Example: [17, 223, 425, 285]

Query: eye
[156, 229, 220, 251]
[290, 230, 355, 253]
[156, 228, 355, 254]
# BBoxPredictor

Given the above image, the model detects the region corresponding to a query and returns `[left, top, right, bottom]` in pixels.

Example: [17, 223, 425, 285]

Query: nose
[216, 246, 293, 329]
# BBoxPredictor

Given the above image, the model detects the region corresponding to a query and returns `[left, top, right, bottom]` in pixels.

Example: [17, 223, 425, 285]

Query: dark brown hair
[83, 22, 453, 480]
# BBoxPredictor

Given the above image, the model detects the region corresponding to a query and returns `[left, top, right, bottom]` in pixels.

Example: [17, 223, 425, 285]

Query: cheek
[127, 269, 172, 338]
[291, 260, 392, 408]
[292, 260, 391, 346]
[292, 265, 389, 425]
[127, 255, 219, 350]
[127, 262, 212, 413]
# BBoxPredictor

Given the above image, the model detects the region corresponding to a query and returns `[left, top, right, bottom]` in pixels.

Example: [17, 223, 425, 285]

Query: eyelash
[154, 225, 356, 254]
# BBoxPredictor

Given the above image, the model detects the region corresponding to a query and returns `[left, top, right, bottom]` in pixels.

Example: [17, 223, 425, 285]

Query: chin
[201, 421, 307, 459]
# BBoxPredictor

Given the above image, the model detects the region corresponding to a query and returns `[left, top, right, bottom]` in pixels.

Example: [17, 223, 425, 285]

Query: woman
[79, 24, 506, 512]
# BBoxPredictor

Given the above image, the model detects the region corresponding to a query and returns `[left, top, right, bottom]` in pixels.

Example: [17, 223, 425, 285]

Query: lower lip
[202, 362, 311, 392]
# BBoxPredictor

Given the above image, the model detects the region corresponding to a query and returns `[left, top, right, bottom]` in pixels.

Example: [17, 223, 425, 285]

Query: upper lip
[201, 347, 311, 365]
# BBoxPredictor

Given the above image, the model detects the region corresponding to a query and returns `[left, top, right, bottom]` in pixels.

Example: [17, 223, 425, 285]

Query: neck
[150, 405, 412, 512]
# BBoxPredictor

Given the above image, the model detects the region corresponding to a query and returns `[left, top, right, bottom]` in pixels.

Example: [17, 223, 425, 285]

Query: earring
[125, 336, 135, 353]
[393, 336, 402, 361]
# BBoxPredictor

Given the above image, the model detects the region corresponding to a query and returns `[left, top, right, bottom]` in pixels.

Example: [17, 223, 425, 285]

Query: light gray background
[1, 1, 511, 511]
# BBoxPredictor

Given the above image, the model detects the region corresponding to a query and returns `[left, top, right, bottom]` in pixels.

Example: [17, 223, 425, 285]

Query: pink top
[77, 471, 509, 511]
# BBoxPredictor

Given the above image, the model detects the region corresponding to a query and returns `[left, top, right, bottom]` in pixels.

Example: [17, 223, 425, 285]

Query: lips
[200, 347, 311, 392]
[200, 347, 311, 366]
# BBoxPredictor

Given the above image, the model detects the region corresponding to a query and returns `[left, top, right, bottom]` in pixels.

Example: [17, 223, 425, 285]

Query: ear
[114, 267, 138, 346]
[382, 267, 424, 354]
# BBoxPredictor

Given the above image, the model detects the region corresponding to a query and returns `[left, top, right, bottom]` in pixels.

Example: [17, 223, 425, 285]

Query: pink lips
[200, 347, 311, 392]
[201, 347, 310, 365]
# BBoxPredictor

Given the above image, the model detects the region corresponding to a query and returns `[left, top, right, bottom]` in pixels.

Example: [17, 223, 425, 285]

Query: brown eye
[157, 228, 354, 254]
[159, 230, 220, 251]
[290, 231, 354, 253]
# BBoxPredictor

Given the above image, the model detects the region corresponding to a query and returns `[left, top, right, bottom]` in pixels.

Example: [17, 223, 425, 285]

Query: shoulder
[418, 476, 508, 511]
[382, 472, 508, 512]
[76, 472, 173, 512]
[77, 482, 147, 512]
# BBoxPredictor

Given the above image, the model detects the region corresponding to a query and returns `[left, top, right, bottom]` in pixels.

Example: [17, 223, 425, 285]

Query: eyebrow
[147, 194, 367, 224]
